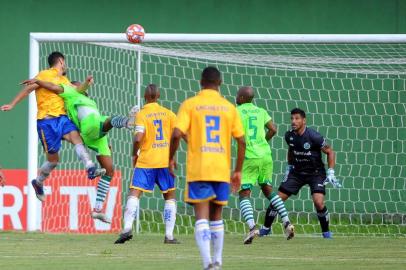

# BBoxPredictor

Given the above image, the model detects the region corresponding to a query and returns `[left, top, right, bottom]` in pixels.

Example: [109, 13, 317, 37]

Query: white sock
[36, 161, 58, 186]
[210, 220, 224, 266]
[195, 219, 212, 268]
[164, 199, 177, 240]
[123, 196, 139, 233]
[74, 144, 93, 169]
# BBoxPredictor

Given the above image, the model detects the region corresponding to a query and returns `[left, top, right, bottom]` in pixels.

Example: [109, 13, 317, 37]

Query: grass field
[0, 232, 405, 270]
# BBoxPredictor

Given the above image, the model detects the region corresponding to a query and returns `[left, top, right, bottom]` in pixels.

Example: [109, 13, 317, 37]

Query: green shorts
[241, 154, 273, 190]
[80, 113, 111, 156]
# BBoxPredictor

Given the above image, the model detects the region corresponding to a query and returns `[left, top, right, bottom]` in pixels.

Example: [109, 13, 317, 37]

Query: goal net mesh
[37, 40, 406, 236]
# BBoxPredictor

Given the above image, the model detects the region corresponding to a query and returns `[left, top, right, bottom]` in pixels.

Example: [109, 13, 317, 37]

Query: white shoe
[91, 210, 111, 224]
[243, 227, 259, 244]
[284, 222, 295, 240]
[127, 105, 140, 129]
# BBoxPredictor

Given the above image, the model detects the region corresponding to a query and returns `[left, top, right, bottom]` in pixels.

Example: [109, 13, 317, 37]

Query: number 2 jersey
[135, 102, 176, 168]
[175, 89, 244, 183]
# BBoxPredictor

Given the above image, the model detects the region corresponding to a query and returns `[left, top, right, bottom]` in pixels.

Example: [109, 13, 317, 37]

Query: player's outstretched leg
[103, 106, 140, 132]
[31, 154, 59, 202]
[91, 155, 115, 224]
[313, 193, 332, 239]
[239, 193, 258, 244]
[64, 130, 106, 179]
[163, 190, 179, 244]
[266, 190, 294, 240]
[115, 190, 141, 244]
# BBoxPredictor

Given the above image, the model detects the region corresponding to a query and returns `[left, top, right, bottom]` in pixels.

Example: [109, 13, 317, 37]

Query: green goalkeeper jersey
[59, 84, 99, 128]
[237, 103, 272, 159]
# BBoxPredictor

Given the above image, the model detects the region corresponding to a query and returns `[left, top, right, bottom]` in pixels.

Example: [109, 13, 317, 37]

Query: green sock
[268, 192, 290, 224]
[95, 175, 112, 211]
[239, 197, 255, 229]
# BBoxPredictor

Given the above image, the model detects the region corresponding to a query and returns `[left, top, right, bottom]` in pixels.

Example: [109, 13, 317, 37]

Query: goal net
[34, 36, 406, 236]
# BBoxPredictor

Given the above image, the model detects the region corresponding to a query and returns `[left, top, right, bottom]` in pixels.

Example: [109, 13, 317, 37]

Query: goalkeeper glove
[282, 165, 294, 182]
[324, 168, 342, 188]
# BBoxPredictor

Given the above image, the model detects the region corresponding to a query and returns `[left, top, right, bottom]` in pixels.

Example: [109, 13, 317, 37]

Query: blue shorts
[37, 115, 78, 154]
[131, 168, 175, 193]
[185, 181, 230, 205]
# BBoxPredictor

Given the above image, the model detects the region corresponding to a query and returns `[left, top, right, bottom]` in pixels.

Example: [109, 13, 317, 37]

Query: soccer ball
[126, 24, 145, 43]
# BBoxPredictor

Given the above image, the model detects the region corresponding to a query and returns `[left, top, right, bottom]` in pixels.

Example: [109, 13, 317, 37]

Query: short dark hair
[201, 67, 221, 85]
[48, 51, 65, 67]
[291, 108, 306, 118]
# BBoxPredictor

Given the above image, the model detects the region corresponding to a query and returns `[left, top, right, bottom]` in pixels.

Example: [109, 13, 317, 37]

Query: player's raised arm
[0, 83, 38, 111]
[76, 75, 94, 93]
[21, 79, 64, 94]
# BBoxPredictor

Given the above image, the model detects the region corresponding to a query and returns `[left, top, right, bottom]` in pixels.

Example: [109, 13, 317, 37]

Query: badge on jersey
[304, 142, 311, 150]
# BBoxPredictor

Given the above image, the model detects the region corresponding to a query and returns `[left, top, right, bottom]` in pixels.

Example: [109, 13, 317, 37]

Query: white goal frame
[27, 33, 406, 231]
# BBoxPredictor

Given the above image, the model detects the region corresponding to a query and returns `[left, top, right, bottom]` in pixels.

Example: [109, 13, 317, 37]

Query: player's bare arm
[76, 75, 94, 93]
[265, 120, 277, 141]
[322, 144, 341, 188]
[321, 144, 336, 169]
[0, 83, 38, 111]
[21, 79, 64, 94]
[231, 135, 246, 193]
[132, 131, 144, 167]
[169, 127, 183, 177]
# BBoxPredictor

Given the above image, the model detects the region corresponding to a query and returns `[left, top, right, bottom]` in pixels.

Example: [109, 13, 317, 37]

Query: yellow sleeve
[175, 101, 191, 134]
[232, 106, 244, 138]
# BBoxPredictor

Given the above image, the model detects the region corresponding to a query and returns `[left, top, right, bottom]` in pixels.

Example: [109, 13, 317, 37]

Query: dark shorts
[37, 115, 78, 154]
[279, 172, 326, 196]
[131, 168, 175, 193]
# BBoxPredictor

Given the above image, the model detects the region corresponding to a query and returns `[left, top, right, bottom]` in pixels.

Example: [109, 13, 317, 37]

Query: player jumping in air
[236, 86, 294, 244]
[1, 52, 104, 202]
[21, 77, 137, 223]
[262, 108, 341, 238]
[170, 67, 246, 270]
[115, 84, 179, 244]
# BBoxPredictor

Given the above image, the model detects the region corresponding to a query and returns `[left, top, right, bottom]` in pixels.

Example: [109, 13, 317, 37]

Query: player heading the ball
[1, 52, 104, 202]
[21, 77, 137, 223]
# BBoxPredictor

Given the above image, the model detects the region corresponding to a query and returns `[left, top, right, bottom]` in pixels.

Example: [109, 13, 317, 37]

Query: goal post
[28, 33, 406, 235]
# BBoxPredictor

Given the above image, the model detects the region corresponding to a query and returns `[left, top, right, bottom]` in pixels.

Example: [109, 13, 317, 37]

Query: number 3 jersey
[175, 89, 244, 183]
[135, 102, 176, 168]
[237, 103, 272, 159]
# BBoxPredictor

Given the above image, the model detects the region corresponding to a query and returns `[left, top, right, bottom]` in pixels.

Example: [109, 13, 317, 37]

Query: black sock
[316, 207, 330, 232]
[264, 205, 278, 228]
